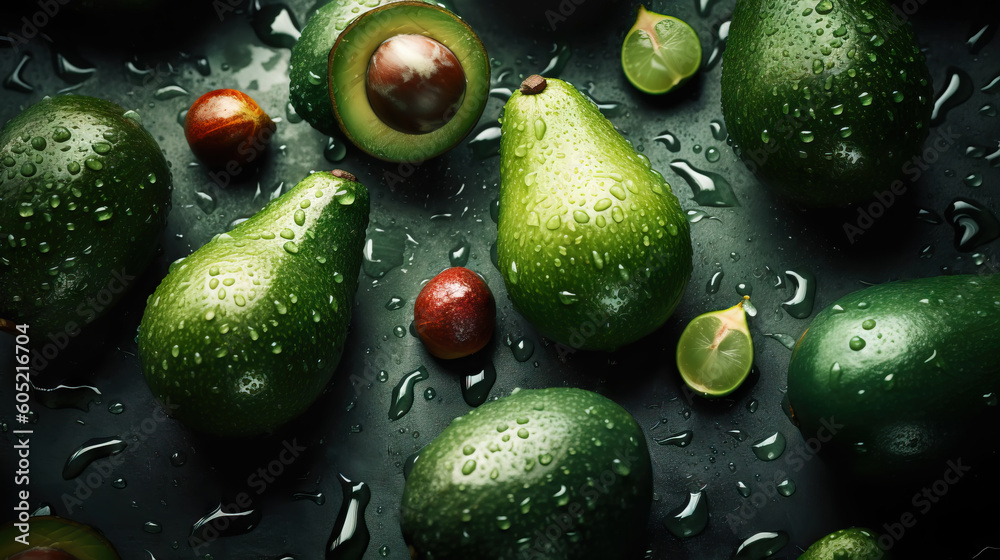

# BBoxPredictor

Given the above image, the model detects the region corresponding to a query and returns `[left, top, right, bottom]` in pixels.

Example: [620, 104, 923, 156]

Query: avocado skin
[497, 78, 692, 351]
[0, 95, 171, 344]
[721, 0, 933, 207]
[401, 387, 652, 559]
[798, 527, 888, 560]
[786, 274, 1000, 480]
[138, 171, 369, 438]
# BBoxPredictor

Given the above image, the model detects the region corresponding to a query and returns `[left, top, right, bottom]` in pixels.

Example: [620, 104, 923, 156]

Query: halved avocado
[0, 516, 120, 559]
[327, 1, 490, 162]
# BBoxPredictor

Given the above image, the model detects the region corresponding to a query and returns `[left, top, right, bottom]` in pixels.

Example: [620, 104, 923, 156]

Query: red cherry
[184, 88, 276, 170]
[414, 267, 496, 359]
[366, 34, 467, 135]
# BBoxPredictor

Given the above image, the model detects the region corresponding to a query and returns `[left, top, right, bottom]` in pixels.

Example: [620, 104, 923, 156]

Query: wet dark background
[1, 0, 999, 558]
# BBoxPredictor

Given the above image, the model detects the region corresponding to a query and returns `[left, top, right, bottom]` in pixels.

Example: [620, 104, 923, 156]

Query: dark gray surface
[2, 0, 999, 558]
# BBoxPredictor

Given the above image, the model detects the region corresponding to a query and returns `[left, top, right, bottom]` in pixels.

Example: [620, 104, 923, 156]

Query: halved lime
[676, 296, 753, 397]
[621, 6, 702, 95]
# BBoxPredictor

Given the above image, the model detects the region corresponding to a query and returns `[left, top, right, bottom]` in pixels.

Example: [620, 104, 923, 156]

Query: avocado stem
[520, 75, 547, 95]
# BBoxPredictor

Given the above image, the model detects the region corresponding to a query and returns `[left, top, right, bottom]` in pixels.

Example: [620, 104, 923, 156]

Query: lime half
[676, 296, 753, 397]
[621, 6, 702, 95]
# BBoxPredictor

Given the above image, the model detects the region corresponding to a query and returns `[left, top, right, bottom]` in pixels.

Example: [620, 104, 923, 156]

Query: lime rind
[622, 8, 702, 95]
[676, 298, 753, 397]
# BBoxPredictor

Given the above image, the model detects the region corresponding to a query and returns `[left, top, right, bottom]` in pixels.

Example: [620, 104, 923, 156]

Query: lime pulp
[676, 296, 753, 397]
[621, 6, 702, 95]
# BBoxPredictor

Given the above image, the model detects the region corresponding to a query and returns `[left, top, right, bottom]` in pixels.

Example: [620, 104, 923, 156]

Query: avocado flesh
[289, 0, 437, 136]
[0, 95, 171, 343]
[721, 0, 933, 207]
[786, 274, 1000, 480]
[138, 171, 369, 438]
[401, 387, 652, 559]
[497, 77, 692, 351]
[328, 1, 490, 162]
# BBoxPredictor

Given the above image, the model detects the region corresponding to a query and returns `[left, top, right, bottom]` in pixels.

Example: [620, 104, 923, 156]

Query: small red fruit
[366, 33, 467, 135]
[184, 88, 276, 169]
[414, 267, 496, 359]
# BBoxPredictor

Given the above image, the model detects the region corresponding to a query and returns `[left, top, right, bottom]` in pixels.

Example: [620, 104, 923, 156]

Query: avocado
[327, 1, 490, 162]
[400, 387, 652, 559]
[496, 75, 692, 351]
[0, 96, 171, 347]
[786, 274, 1000, 479]
[0, 515, 121, 559]
[720, 0, 933, 207]
[798, 527, 888, 560]
[137, 170, 369, 438]
[289, 0, 438, 135]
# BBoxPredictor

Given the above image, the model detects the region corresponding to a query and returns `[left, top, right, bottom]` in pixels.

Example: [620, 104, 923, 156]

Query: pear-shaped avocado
[721, 0, 933, 207]
[497, 75, 692, 351]
[0, 516, 121, 559]
[0, 96, 171, 348]
[138, 170, 369, 437]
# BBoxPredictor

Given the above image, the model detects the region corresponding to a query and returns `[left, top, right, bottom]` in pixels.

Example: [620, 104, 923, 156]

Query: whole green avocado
[721, 0, 934, 207]
[401, 387, 652, 559]
[138, 170, 369, 437]
[497, 76, 692, 351]
[0, 96, 171, 346]
[787, 274, 1000, 480]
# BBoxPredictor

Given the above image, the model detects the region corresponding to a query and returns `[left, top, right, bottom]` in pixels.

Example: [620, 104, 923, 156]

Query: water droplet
[736, 481, 751, 498]
[751, 432, 786, 461]
[849, 336, 866, 350]
[663, 491, 709, 538]
[776, 478, 796, 496]
[781, 270, 816, 319]
[733, 531, 789, 560]
[108, 401, 125, 414]
[63, 436, 128, 479]
[94, 206, 113, 222]
[251, 2, 301, 49]
[449, 239, 471, 267]
[385, 296, 405, 311]
[930, 67, 974, 127]
[964, 173, 983, 187]
[558, 290, 578, 305]
[945, 198, 1000, 251]
[764, 333, 796, 350]
[510, 337, 534, 362]
[388, 366, 429, 420]
[654, 130, 681, 152]
[654, 430, 693, 447]
[469, 126, 501, 159]
[670, 160, 740, 207]
[143, 521, 163, 534]
[4, 53, 34, 93]
[324, 136, 347, 163]
[462, 362, 497, 407]
[362, 226, 406, 278]
[112, 477, 127, 489]
[190, 503, 260, 542]
[170, 451, 187, 467]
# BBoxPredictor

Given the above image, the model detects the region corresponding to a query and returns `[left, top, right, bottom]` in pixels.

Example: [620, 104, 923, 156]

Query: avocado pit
[366, 34, 467, 135]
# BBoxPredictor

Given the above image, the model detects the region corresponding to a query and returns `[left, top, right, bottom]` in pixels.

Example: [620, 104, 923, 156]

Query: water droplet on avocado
[94, 206, 113, 221]
[751, 432, 786, 461]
